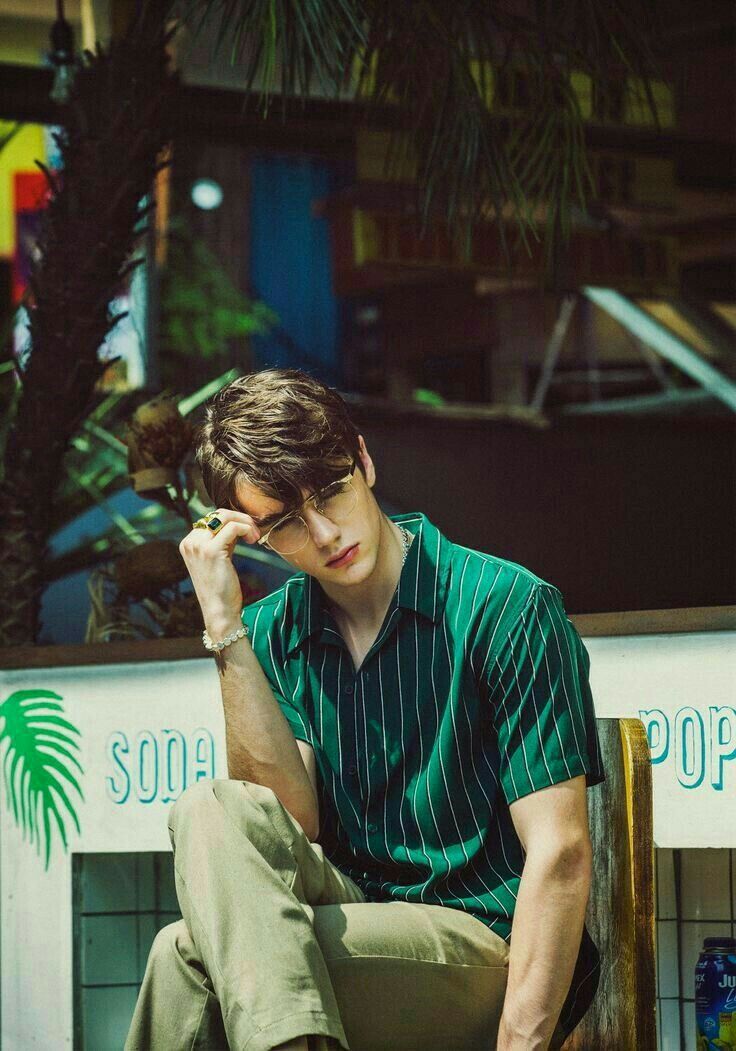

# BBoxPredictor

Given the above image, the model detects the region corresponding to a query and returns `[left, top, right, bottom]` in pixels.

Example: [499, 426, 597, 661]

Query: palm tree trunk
[0, 3, 178, 645]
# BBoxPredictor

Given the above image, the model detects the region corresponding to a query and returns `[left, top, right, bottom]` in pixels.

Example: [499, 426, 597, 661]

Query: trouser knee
[169, 778, 277, 836]
[146, 920, 188, 972]
[168, 778, 219, 835]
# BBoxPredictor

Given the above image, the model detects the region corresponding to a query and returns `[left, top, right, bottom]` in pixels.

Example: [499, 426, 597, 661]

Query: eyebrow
[248, 467, 352, 527]
[250, 510, 290, 527]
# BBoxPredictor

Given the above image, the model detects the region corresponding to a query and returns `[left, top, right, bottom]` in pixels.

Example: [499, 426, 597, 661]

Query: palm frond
[179, 0, 366, 108]
[0, 120, 22, 155]
[0, 689, 84, 870]
[177, 0, 664, 278]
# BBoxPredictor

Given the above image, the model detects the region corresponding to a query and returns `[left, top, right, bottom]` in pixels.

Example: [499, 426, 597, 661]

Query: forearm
[209, 621, 318, 838]
[497, 845, 592, 1050]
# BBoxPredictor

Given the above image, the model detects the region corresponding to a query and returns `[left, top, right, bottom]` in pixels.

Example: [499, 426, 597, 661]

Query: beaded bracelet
[202, 623, 250, 652]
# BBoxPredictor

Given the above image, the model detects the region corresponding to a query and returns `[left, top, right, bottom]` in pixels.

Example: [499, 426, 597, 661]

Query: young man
[126, 368, 605, 1051]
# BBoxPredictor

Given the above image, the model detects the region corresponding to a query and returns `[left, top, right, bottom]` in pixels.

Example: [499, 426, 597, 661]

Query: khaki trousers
[124, 778, 547, 1051]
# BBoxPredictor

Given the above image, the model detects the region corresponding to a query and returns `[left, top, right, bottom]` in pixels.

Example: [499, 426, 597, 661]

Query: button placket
[348, 669, 365, 830]
[359, 673, 377, 839]
[346, 673, 360, 777]
[337, 649, 362, 797]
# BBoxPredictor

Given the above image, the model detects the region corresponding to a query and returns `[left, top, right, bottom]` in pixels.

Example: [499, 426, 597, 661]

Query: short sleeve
[490, 583, 605, 805]
[240, 603, 314, 747]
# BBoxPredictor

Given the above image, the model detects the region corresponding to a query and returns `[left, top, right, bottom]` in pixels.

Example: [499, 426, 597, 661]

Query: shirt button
[367, 823, 378, 833]
[345, 684, 354, 695]
[348, 765, 358, 775]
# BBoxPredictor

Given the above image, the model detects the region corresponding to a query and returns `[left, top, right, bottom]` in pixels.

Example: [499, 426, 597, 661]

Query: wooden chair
[561, 717, 656, 1050]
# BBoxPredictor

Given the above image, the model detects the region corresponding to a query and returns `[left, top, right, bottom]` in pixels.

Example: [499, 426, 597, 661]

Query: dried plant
[84, 555, 266, 642]
[114, 539, 188, 601]
[126, 394, 195, 494]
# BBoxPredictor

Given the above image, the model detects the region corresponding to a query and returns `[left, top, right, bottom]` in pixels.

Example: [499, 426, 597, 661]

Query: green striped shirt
[241, 511, 605, 943]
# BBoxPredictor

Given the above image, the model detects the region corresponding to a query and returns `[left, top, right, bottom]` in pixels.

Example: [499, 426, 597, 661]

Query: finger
[196, 508, 246, 527]
[203, 519, 261, 549]
[181, 517, 260, 554]
[197, 509, 258, 535]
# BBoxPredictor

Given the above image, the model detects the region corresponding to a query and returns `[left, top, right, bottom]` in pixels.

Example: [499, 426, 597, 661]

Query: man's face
[233, 436, 386, 588]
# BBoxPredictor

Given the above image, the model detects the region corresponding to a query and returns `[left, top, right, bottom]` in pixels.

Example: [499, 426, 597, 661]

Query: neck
[321, 514, 409, 628]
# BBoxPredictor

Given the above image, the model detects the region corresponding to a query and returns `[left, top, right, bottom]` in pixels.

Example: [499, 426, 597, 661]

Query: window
[72, 853, 181, 1051]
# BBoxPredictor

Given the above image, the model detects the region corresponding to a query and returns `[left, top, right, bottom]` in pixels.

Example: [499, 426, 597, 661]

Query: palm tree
[0, 5, 178, 645]
[177, 0, 663, 269]
[0, 0, 663, 645]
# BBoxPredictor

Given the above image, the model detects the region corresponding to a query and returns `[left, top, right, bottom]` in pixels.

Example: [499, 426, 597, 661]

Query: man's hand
[179, 509, 262, 638]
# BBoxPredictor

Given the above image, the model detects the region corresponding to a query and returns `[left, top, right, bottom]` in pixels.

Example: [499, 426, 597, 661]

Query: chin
[353, 543, 381, 580]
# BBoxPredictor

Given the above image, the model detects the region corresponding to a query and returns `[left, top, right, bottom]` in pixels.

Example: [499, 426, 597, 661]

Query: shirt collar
[284, 512, 452, 656]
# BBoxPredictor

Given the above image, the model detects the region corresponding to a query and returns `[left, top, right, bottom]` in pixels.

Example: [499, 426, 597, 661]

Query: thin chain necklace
[328, 525, 412, 645]
[399, 525, 412, 566]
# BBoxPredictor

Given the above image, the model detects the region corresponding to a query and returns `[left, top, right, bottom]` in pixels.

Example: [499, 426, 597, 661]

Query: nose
[302, 505, 341, 547]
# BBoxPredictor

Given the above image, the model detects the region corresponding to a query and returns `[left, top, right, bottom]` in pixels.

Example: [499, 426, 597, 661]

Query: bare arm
[180, 509, 320, 842]
[496, 774, 593, 1051]
[212, 634, 321, 841]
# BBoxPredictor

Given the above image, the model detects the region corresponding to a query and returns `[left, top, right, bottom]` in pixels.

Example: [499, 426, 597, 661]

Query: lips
[326, 543, 358, 567]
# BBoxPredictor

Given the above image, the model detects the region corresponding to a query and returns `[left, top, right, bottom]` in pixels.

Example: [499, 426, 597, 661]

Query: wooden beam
[0, 606, 732, 670]
[1, 61, 733, 178]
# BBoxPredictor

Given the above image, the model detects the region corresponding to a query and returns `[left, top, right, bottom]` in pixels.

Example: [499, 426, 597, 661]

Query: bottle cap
[703, 936, 736, 949]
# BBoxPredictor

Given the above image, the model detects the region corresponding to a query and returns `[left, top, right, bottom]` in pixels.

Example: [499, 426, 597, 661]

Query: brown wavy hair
[194, 368, 364, 512]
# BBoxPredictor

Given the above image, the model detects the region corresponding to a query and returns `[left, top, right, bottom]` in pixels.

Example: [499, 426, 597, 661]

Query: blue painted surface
[249, 154, 342, 385]
[40, 489, 144, 646]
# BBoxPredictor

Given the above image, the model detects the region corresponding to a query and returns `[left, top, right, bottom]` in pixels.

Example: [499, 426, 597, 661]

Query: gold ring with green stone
[194, 511, 225, 535]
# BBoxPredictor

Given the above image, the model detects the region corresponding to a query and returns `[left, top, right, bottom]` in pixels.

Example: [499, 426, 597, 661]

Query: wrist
[497, 1010, 555, 1051]
[203, 605, 243, 635]
[203, 623, 250, 654]
[496, 1022, 546, 1051]
[204, 614, 245, 642]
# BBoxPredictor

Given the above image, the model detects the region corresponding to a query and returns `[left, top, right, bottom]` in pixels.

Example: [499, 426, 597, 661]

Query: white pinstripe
[240, 513, 604, 941]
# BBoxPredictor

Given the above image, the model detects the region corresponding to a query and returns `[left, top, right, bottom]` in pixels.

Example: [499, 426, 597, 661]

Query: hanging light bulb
[191, 179, 224, 210]
[49, 0, 76, 104]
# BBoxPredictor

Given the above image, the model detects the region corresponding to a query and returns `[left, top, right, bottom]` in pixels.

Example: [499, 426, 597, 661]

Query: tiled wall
[73, 847, 735, 1049]
[656, 848, 736, 1051]
[73, 853, 181, 1051]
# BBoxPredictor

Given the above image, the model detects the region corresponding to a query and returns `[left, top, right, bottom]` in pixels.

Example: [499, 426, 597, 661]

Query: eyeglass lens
[268, 478, 358, 554]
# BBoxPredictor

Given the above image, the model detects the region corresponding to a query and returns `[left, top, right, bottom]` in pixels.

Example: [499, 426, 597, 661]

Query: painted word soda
[106, 727, 216, 804]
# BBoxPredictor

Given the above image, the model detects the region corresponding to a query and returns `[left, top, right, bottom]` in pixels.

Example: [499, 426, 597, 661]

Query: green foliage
[175, 0, 663, 280]
[0, 689, 84, 870]
[413, 387, 446, 407]
[160, 219, 278, 360]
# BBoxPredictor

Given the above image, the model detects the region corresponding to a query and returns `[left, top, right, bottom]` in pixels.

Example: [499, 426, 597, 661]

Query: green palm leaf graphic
[0, 689, 84, 869]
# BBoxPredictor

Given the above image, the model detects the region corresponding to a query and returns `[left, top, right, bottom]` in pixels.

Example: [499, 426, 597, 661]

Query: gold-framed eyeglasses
[256, 461, 358, 555]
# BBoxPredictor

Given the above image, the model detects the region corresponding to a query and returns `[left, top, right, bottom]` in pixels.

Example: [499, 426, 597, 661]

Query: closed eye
[267, 511, 300, 532]
[312, 481, 346, 505]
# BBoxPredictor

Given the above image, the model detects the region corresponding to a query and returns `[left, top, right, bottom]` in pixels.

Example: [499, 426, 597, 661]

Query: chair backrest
[561, 717, 656, 1050]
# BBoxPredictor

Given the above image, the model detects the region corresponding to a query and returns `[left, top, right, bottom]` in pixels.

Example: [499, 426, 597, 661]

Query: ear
[356, 434, 376, 488]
